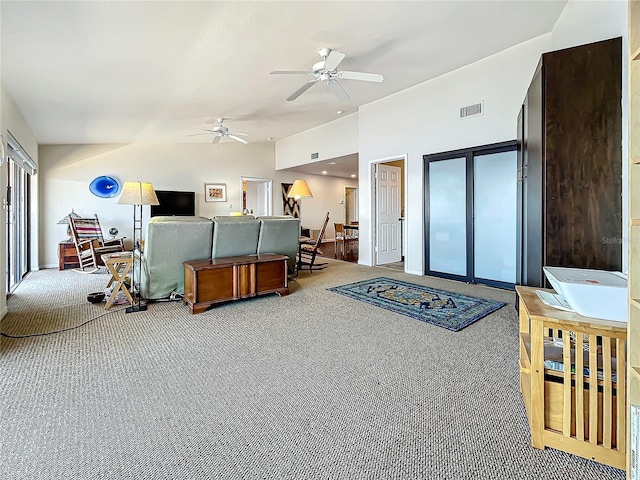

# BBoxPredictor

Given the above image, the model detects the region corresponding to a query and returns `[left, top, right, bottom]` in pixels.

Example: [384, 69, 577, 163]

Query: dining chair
[334, 222, 357, 260]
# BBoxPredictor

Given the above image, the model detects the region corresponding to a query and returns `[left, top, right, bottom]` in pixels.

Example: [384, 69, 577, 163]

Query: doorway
[241, 177, 272, 216]
[370, 156, 405, 269]
[6, 132, 33, 294]
[344, 187, 358, 224]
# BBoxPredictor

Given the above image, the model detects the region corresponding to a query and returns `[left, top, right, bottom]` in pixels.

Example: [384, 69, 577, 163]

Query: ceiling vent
[460, 102, 483, 119]
[311, 152, 319, 160]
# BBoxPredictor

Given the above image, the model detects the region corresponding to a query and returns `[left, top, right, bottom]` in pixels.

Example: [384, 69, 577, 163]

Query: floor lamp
[117, 181, 159, 313]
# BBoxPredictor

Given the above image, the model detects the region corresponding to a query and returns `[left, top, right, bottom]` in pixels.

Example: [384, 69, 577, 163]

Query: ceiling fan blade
[227, 134, 250, 144]
[228, 131, 249, 137]
[270, 71, 311, 75]
[287, 79, 319, 101]
[338, 71, 384, 82]
[212, 135, 221, 144]
[324, 50, 346, 71]
[327, 79, 350, 102]
[186, 132, 213, 137]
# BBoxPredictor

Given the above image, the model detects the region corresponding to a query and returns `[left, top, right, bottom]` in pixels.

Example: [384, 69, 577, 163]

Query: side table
[58, 241, 79, 270]
[100, 252, 133, 309]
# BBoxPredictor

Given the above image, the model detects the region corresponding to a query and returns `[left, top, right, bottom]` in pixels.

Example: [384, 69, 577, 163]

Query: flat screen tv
[151, 190, 196, 217]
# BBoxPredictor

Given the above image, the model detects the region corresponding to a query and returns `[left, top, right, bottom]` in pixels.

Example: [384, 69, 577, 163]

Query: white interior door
[255, 181, 271, 216]
[345, 187, 358, 224]
[242, 177, 272, 216]
[376, 164, 402, 265]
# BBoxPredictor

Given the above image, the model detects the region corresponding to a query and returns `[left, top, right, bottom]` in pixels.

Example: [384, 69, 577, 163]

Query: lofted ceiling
[1, 1, 567, 147]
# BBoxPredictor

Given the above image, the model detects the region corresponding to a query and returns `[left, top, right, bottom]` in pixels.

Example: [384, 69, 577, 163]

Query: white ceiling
[1, 1, 567, 148]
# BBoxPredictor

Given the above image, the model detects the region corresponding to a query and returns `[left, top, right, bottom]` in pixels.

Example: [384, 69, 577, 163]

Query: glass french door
[424, 141, 517, 289]
[6, 146, 31, 293]
[473, 150, 517, 285]
[427, 156, 468, 276]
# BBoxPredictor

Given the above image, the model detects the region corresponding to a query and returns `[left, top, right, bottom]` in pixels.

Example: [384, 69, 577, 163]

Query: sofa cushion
[141, 216, 213, 299]
[211, 217, 260, 258]
[257, 216, 300, 274]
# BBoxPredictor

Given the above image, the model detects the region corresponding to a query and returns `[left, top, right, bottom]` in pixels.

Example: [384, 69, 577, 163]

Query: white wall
[38, 142, 350, 268]
[275, 113, 358, 169]
[352, 0, 627, 275]
[551, 0, 627, 51]
[1, 83, 39, 318]
[273, 1, 627, 277]
[358, 34, 551, 274]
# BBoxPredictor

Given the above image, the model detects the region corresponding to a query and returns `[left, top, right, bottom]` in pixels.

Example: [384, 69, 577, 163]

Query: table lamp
[57, 209, 80, 239]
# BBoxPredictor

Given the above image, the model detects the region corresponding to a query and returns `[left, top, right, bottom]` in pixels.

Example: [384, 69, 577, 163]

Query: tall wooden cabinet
[628, 1, 640, 477]
[517, 37, 622, 287]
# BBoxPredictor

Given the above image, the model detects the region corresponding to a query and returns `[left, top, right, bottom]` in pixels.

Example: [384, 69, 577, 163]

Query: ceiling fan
[271, 47, 384, 102]
[188, 118, 250, 144]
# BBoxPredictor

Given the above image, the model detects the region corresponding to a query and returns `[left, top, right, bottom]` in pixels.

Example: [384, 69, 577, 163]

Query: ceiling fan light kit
[271, 48, 384, 102]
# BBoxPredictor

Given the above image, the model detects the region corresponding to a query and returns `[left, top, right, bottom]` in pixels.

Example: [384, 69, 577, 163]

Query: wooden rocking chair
[69, 214, 126, 273]
[296, 212, 330, 275]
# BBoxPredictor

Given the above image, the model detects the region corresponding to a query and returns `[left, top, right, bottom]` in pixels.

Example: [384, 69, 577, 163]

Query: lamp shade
[287, 180, 313, 200]
[57, 209, 80, 225]
[117, 181, 160, 206]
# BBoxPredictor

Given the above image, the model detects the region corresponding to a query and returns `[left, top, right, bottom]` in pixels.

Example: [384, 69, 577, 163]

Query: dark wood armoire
[517, 37, 622, 287]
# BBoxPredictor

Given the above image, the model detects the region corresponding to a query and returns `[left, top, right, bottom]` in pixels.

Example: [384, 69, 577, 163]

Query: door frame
[241, 177, 272, 216]
[423, 140, 516, 289]
[369, 154, 407, 270]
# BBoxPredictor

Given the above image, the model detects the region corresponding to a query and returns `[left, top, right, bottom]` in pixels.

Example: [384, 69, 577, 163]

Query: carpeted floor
[0, 260, 625, 479]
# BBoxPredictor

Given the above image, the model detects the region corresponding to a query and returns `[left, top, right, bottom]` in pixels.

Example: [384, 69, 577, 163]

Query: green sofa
[139, 216, 214, 300]
[139, 215, 300, 300]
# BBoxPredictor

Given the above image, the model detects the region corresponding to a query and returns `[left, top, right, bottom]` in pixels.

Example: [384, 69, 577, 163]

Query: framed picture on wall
[204, 183, 227, 202]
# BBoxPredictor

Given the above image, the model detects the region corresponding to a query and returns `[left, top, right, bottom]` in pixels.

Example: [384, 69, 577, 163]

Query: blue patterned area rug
[328, 277, 505, 332]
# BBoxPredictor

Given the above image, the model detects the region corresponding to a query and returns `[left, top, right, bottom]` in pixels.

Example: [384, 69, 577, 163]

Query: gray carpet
[0, 261, 625, 479]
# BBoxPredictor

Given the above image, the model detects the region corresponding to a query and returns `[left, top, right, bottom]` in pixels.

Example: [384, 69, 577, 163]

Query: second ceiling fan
[188, 118, 250, 144]
[271, 48, 384, 102]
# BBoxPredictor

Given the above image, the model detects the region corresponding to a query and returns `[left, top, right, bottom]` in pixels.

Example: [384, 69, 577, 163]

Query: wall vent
[460, 102, 483, 119]
[311, 152, 319, 160]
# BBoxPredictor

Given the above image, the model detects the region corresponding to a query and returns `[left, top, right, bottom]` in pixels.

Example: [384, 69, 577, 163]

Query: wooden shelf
[632, 219, 640, 226]
[633, 45, 640, 62]
[633, 156, 640, 165]
[517, 285, 627, 469]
